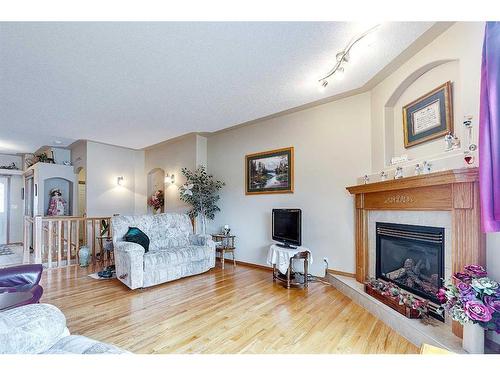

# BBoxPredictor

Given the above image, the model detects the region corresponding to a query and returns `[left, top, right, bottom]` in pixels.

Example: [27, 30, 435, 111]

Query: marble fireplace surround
[346, 168, 485, 339]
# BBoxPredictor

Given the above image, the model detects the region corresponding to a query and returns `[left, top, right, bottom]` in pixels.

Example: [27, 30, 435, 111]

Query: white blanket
[266, 244, 312, 274]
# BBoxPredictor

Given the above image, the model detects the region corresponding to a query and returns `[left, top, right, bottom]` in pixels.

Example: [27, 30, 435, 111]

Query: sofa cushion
[0, 303, 68, 354]
[124, 227, 150, 253]
[44, 335, 129, 354]
[144, 245, 212, 269]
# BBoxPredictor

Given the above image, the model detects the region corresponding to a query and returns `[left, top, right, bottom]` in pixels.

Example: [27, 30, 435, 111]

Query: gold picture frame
[402, 81, 453, 148]
[245, 147, 294, 195]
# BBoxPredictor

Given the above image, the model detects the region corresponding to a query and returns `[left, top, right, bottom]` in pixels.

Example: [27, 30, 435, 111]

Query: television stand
[276, 243, 297, 249]
[267, 244, 311, 289]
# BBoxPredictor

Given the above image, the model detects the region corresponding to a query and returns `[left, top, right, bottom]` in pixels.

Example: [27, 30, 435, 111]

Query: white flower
[182, 183, 194, 196]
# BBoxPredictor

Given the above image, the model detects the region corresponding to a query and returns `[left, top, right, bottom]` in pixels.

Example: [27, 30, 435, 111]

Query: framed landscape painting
[402, 81, 453, 148]
[245, 147, 294, 195]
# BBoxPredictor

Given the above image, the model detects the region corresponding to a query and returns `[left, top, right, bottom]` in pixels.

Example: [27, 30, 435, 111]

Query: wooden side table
[273, 251, 310, 288]
[211, 234, 236, 269]
[267, 244, 312, 289]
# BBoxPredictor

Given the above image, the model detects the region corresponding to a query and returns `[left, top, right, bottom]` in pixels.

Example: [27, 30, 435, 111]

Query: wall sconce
[117, 176, 124, 186]
[164, 174, 175, 184]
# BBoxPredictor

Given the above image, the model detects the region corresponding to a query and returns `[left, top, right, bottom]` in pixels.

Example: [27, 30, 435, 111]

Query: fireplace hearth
[376, 222, 444, 305]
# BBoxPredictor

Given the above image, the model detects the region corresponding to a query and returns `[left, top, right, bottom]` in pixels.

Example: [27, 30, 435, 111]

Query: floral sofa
[112, 213, 216, 290]
[0, 303, 128, 354]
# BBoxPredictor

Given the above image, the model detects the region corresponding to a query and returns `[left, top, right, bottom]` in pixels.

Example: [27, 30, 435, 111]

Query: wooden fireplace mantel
[346, 167, 485, 338]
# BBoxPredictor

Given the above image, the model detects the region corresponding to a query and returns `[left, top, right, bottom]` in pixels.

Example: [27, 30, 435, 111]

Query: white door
[0, 176, 8, 244]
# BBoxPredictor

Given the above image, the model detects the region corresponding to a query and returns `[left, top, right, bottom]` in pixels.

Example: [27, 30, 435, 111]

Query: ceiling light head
[320, 79, 328, 88]
[117, 176, 124, 186]
[336, 51, 349, 63]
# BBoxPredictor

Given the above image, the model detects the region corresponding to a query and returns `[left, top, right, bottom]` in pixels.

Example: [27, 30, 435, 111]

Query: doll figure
[47, 188, 67, 216]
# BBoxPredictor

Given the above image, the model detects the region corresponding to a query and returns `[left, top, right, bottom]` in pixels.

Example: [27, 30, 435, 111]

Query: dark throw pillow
[123, 227, 150, 253]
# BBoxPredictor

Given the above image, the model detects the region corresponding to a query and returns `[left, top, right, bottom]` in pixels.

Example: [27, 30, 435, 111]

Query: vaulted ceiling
[0, 22, 434, 153]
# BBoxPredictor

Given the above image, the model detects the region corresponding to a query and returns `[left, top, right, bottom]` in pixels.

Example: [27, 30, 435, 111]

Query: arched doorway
[147, 168, 165, 214]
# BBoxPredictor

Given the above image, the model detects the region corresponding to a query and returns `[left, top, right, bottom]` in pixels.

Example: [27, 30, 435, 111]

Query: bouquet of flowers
[148, 190, 164, 211]
[437, 265, 500, 332]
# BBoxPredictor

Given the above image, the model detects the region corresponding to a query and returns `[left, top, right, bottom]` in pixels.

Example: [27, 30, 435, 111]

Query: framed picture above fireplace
[245, 147, 294, 195]
[402, 81, 453, 148]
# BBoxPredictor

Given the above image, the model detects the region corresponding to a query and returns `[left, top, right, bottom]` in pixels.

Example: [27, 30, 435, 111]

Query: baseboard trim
[327, 269, 356, 278]
[234, 260, 272, 271]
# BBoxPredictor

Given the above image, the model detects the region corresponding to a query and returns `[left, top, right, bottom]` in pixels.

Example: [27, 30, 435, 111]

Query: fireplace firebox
[376, 222, 444, 306]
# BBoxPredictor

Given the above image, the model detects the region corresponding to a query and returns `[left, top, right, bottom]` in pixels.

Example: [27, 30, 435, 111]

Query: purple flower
[454, 272, 472, 283]
[457, 282, 476, 302]
[457, 282, 473, 294]
[484, 295, 500, 313]
[464, 300, 493, 322]
[464, 264, 488, 277]
[436, 288, 447, 303]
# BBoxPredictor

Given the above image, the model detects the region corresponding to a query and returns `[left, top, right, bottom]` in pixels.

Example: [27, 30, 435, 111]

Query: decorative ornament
[394, 166, 403, 179]
[47, 188, 67, 216]
[414, 163, 421, 176]
[422, 161, 432, 174]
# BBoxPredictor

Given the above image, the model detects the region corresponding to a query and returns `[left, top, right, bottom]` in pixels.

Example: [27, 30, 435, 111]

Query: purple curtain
[480, 22, 500, 232]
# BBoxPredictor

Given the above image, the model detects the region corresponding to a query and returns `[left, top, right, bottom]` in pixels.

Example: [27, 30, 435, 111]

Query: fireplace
[376, 222, 444, 306]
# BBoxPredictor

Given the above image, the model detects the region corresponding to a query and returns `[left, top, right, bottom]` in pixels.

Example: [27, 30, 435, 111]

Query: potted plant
[179, 166, 224, 234]
[437, 265, 500, 353]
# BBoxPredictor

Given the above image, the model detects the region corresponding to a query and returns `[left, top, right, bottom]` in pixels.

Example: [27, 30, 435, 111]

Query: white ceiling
[0, 22, 434, 153]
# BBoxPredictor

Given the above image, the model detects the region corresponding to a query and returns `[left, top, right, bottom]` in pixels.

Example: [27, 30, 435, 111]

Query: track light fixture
[318, 24, 380, 89]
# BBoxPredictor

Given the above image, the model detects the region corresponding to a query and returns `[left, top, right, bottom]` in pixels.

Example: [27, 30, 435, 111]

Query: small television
[272, 209, 302, 248]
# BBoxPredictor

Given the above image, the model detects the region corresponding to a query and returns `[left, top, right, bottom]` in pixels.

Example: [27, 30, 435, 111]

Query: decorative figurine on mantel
[380, 171, 388, 181]
[464, 150, 475, 165]
[464, 116, 478, 152]
[47, 188, 67, 216]
[422, 161, 432, 174]
[444, 132, 454, 151]
[414, 163, 421, 176]
[223, 224, 231, 236]
[444, 132, 461, 152]
[394, 166, 403, 179]
[363, 175, 370, 184]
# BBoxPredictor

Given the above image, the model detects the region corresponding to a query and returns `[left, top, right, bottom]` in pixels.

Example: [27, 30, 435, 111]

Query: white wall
[207, 93, 372, 275]
[86, 141, 145, 217]
[144, 134, 201, 214]
[392, 61, 459, 161]
[371, 22, 484, 173]
[133, 150, 147, 215]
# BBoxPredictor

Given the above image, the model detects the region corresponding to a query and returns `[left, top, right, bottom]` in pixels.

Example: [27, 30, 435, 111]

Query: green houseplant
[179, 166, 224, 234]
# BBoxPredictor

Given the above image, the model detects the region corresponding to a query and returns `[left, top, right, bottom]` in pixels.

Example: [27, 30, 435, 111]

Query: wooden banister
[23, 215, 112, 268]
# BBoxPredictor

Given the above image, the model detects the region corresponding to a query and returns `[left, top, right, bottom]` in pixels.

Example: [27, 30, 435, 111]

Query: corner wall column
[355, 194, 368, 283]
[451, 181, 486, 337]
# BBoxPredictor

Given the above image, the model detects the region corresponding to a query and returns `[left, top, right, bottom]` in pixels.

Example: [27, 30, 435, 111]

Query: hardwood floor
[39, 263, 418, 354]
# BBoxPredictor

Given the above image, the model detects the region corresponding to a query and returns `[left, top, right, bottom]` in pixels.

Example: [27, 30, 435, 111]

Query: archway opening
[147, 168, 165, 214]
